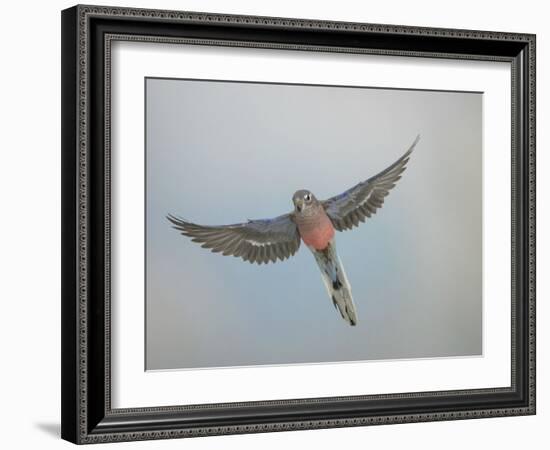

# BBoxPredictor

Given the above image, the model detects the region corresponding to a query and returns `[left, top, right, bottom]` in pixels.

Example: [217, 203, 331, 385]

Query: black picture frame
[61, 4, 536, 444]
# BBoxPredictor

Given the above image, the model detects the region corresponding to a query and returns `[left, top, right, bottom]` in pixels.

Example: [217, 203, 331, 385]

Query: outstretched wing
[322, 135, 419, 231]
[167, 213, 301, 265]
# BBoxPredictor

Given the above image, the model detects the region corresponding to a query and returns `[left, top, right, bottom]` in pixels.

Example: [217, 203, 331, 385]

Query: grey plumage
[310, 239, 357, 326]
[167, 135, 419, 325]
[166, 213, 301, 265]
[168, 135, 418, 264]
[323, 134, 419, 231]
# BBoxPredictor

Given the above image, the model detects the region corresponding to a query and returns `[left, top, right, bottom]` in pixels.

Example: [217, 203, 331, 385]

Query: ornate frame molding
[61, 4, 535, 444]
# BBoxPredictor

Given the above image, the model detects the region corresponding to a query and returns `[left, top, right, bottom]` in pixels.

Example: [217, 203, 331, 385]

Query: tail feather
[310, 240, 358, 326]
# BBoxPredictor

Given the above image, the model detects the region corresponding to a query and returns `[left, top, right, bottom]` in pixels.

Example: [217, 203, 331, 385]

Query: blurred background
[145, 77, 482, 370]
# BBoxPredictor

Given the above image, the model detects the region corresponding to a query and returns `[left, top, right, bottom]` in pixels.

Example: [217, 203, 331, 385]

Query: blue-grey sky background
[145, 78, 482, 370]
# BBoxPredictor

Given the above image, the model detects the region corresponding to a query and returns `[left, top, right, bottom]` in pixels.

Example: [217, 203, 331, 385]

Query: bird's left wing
[322, 135, 419, 231]
[167, 213, 301, 265]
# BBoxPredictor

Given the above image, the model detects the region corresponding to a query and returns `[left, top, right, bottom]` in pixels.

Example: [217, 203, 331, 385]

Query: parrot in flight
[167, 135, 419, 326]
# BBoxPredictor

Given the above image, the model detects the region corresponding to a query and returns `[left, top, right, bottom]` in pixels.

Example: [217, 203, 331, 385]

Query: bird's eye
[304, 194, 311, 202]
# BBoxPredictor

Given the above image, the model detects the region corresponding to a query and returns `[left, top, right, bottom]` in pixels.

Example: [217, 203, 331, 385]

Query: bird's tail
[311, 239, 358, 326]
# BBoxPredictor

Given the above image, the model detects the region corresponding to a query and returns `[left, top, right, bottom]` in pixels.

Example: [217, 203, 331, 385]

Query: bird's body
[168, 135, 420, 326]
[292, 191, 356, 324]
[293, 200, 335, 251]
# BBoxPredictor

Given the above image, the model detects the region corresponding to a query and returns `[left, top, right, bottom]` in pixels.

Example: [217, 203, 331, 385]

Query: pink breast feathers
[299, 213, 335, 251]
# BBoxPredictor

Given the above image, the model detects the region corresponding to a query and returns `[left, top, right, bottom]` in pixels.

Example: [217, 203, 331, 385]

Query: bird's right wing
[167, 213, 301, 265]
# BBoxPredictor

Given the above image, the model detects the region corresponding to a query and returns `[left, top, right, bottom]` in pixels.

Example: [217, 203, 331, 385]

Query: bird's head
[292, 189, 318, 213]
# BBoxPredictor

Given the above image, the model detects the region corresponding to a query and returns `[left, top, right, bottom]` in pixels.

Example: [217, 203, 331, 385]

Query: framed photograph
[61, 4, 536, 444]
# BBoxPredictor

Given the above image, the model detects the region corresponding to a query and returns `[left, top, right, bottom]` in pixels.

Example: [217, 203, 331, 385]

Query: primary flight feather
[167, 135, 419, 326]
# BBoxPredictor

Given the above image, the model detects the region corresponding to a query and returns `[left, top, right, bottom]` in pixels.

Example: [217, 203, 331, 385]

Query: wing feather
[322, 135, 419, 231]
[167, 212, 301, 264]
